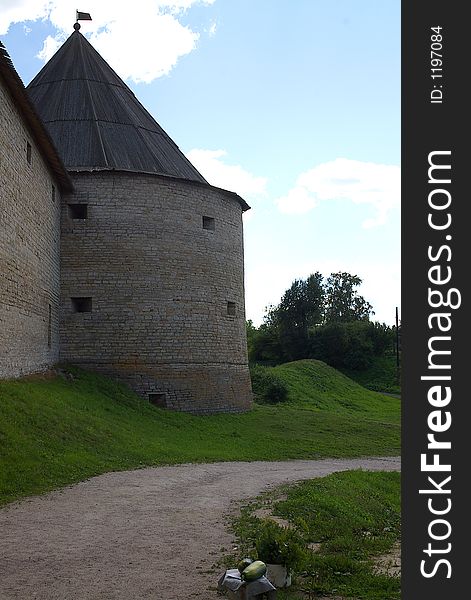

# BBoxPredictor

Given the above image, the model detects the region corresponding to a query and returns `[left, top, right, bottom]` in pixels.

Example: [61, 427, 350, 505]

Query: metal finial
[73, 22, 81, 31]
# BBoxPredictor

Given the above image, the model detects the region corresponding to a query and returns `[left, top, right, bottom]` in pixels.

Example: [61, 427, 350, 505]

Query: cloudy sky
[1, 0, 400, 326]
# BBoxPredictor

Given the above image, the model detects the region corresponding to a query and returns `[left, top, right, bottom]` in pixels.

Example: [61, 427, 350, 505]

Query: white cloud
[276, 158, 400, 228]
[0, 0, 49, 35]
[36, 35, 61, 61]
[208, 21, 217, 36]
[274, 186, 317, 214]
[0, 0, 216, 83]
[186, 149, 268, 201]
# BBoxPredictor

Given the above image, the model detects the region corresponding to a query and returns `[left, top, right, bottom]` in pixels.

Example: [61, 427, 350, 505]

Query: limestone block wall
[60, 171, 252, 413]
[0, 78, 61, 378]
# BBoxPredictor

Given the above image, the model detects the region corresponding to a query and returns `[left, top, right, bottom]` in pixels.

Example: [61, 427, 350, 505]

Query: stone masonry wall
[60, 171, 252, 413]
[0, 77, 61, 378]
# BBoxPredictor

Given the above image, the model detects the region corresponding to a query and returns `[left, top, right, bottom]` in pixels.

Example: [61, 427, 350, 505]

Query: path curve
[0, 457, 400, 599]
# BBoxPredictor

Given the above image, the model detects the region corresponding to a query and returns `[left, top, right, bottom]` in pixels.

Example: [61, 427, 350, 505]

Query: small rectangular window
[149, 393, 166, 408]
[202, 216, 215, 231]
[227, 301, 236, 316]
[68, 204, 88, 219]
[26, 142, 32, 164]
[47, 304, 52, 348]
[71, 297, 92, 313]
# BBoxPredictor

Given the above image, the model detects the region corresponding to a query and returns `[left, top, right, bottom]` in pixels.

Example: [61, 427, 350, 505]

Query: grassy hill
[0, 362, 400, 506]
[340, 355, 401, 395]
[271, 359, 399, 422]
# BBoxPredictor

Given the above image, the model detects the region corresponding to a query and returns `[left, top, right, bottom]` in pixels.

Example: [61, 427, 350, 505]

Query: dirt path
[0, 457, 400, 599]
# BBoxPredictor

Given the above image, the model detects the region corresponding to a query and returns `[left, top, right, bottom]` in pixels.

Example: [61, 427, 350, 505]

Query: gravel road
[0, 457, 400, 599]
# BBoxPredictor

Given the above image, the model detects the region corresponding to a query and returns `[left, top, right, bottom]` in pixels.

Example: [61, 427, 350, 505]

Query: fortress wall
[59, 171, 252, 413]
[0, 78, 61, 378]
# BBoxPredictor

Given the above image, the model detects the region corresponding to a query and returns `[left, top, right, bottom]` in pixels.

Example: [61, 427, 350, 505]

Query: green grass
[340, 355, 401, 395]
[0, 362, 400, 506]
[271, 359, 400, 422]
[230, 470, 401, 600]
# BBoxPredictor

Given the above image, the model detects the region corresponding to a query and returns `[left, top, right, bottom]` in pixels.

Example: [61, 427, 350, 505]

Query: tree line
[247, 272, 397, 370]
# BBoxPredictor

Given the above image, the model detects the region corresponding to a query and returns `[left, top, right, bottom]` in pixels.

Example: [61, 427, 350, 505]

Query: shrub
[250, 365, 289, 404]
[255, 521, 306, 571]
[309, 322, 349, 367]
[248, 323, 285, 365]
[309, 321, 394, 371]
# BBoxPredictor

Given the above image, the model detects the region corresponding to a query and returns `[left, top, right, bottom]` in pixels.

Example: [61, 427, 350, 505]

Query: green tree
[309, 321, 393, 370]
[248, 320, 284, 365]
[324, 272, 374, 323]
[246, 320, 257, 360]
[249, 271, 378, 366]
[268, 272, 324, 361]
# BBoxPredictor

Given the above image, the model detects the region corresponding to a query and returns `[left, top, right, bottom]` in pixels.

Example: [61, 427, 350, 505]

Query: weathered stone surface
[1, 54, 252, 414]
[0, 76, 61, 378]
[59, 171, 252, 413]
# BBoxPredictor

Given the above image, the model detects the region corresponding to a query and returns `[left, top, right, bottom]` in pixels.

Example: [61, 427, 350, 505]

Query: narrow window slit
[68, 204, 88, 219]
[71, 297, 92, 313]
[47, 304, 52, 348]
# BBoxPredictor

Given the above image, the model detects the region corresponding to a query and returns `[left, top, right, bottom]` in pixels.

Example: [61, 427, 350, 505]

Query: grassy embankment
[340, 354, 401, 395]
[230, 470, 401, 600]
[269, 359, 399, 421]
[0, 360, 399, 506]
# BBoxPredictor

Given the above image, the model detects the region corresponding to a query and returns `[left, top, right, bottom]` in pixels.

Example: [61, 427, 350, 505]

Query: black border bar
[402, 2, 468, 597]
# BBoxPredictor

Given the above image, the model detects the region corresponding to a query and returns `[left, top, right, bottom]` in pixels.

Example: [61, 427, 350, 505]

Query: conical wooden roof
[27, 28, 207, 182]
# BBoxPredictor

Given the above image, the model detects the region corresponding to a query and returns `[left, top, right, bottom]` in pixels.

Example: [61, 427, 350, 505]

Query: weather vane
[74, 9, 92, 30]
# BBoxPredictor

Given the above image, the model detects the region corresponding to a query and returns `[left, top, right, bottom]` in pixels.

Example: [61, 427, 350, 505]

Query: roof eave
[67, 166, 251, 212]
[0, 42, 73, 194]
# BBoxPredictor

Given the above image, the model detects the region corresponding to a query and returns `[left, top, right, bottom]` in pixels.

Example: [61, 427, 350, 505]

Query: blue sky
[1, 0, 400, 326]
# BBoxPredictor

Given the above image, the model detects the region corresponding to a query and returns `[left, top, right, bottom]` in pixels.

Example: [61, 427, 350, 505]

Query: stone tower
[26, 27, 252, 413]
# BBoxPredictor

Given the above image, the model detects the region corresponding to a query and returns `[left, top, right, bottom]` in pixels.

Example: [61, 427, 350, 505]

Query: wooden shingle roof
[26, 29, 208, 183]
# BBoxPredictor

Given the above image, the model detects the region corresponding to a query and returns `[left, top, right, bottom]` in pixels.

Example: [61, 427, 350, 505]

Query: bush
[309, 322, 350, 367]
[250, 365, 289, 404]
[255, 521, 306, 571]
[309, 321, 395, 371]
[247, 323, 285, 365]
[369, 321, 395, 355]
